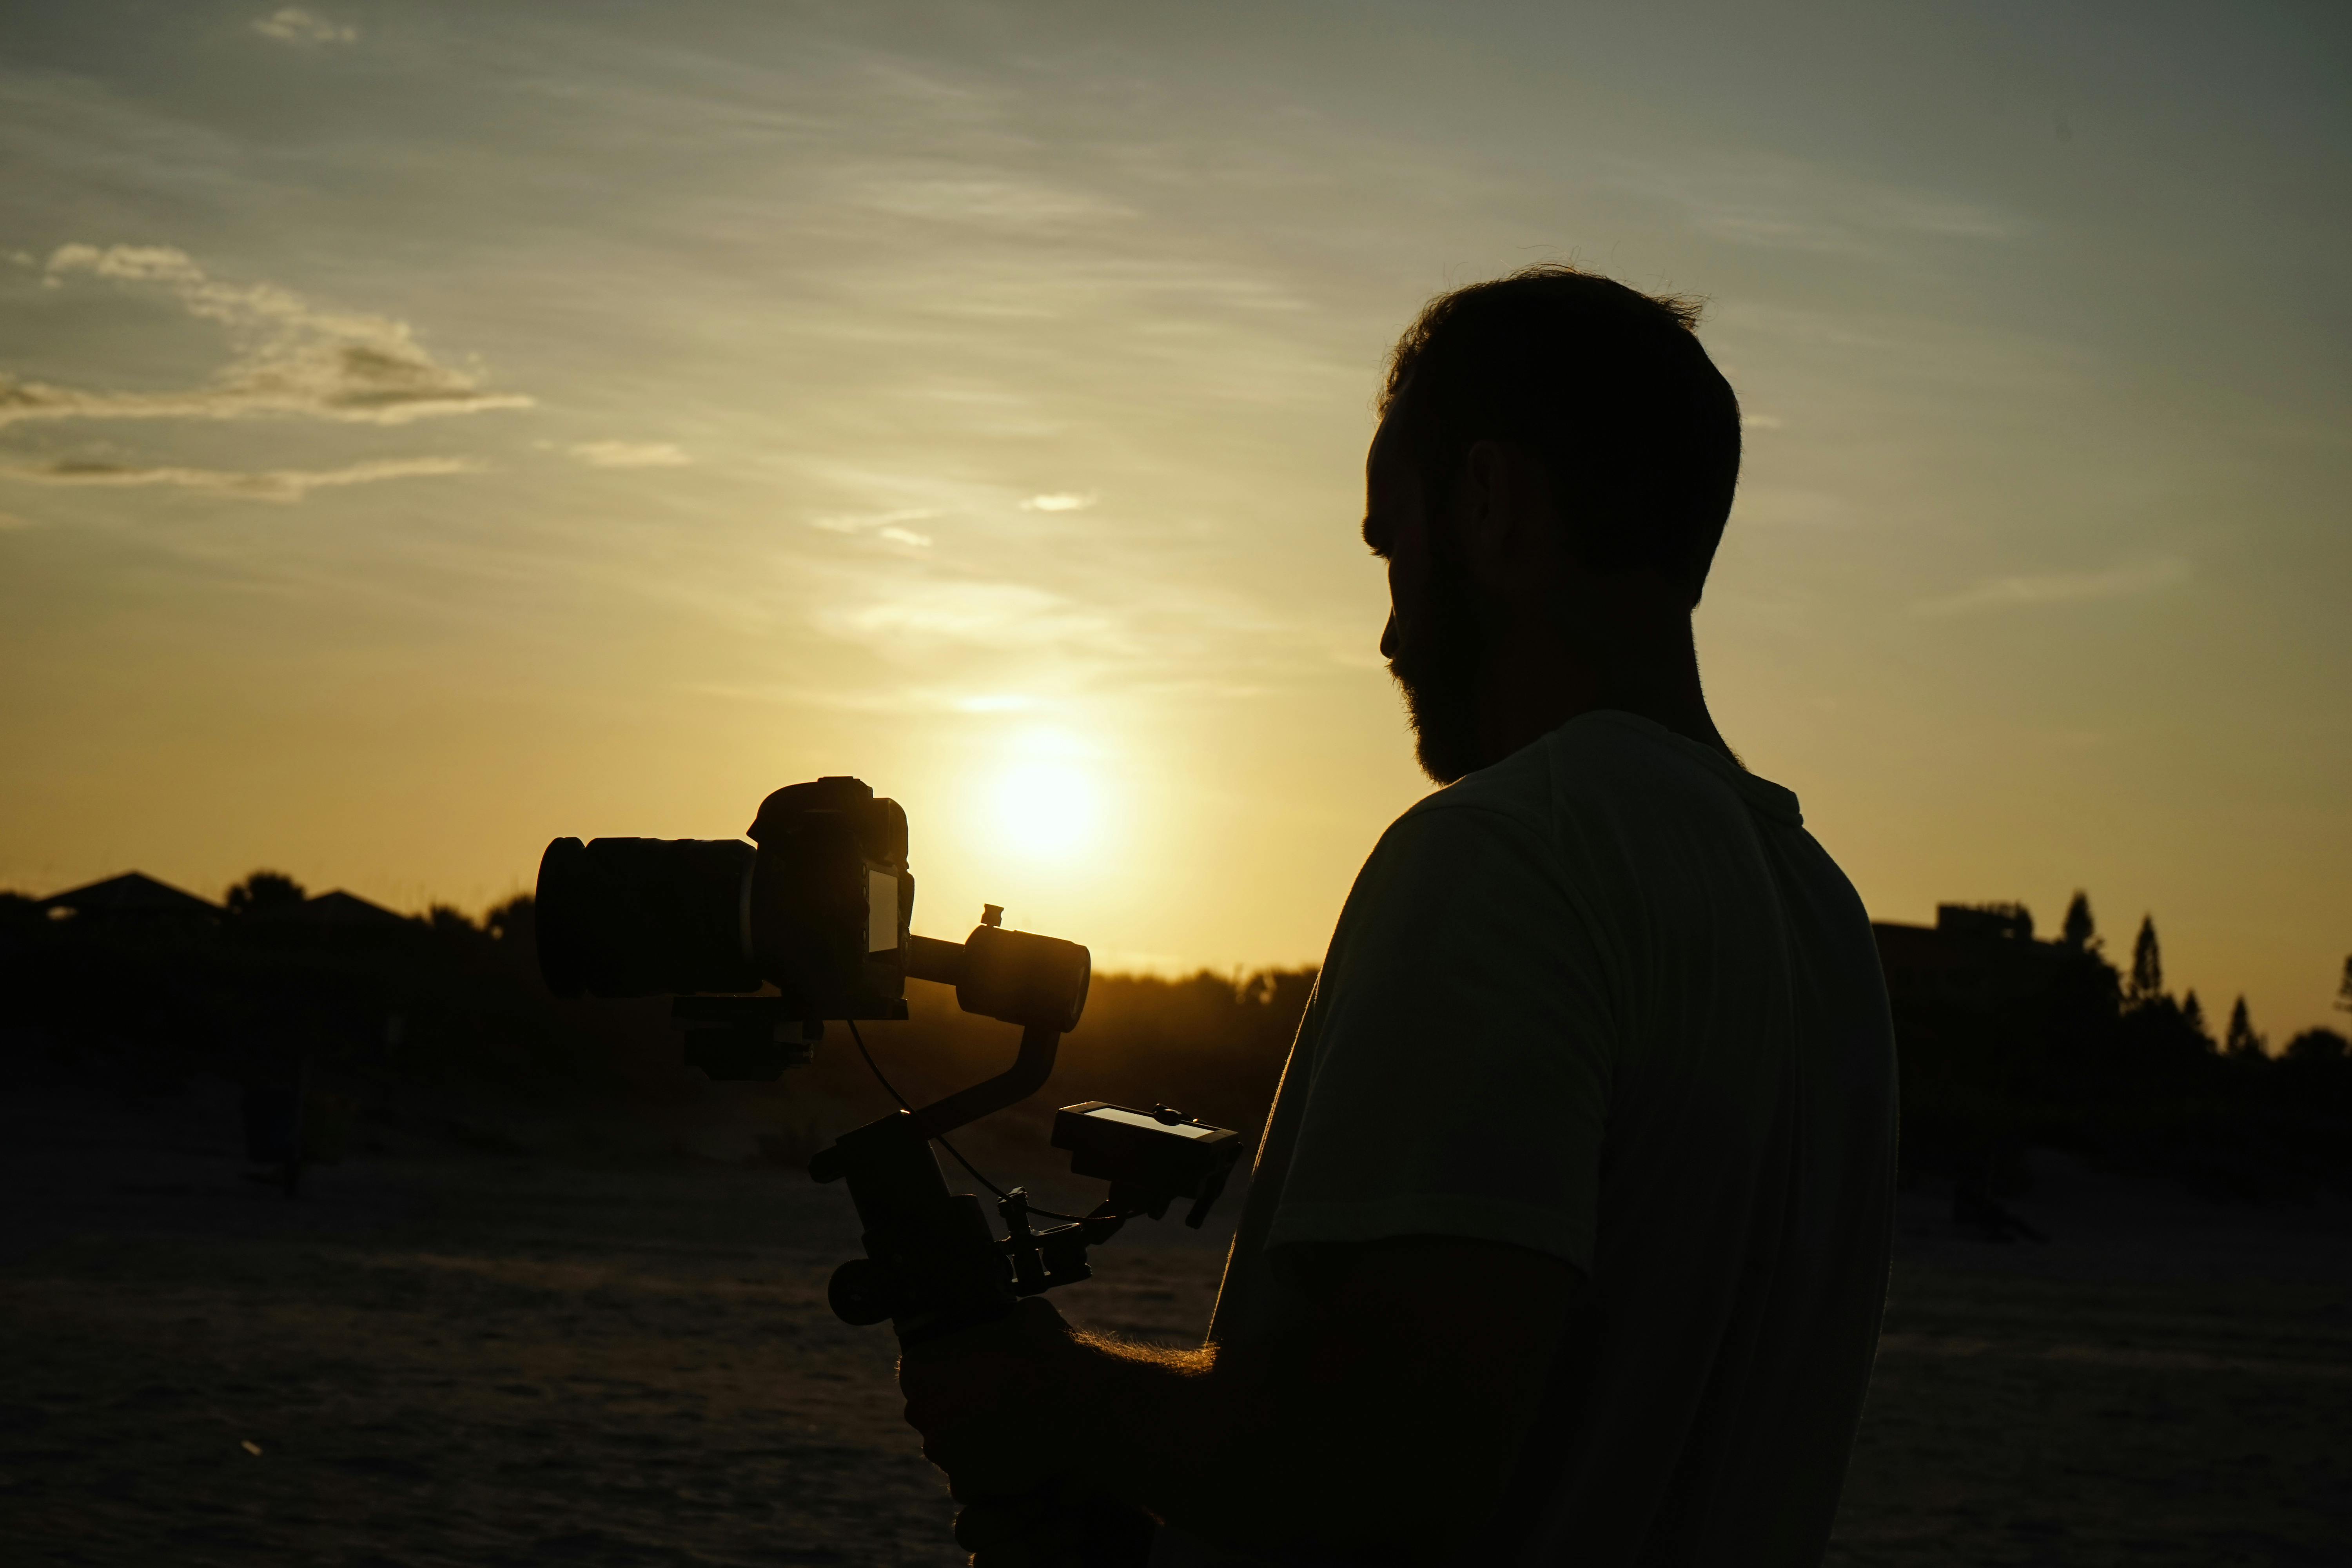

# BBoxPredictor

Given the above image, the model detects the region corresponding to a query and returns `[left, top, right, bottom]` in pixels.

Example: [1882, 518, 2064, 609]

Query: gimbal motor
[534, 775, 1245, 1343]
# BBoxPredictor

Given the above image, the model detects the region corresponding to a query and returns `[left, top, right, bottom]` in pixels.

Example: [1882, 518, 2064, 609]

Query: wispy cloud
[810, 505, 940, 535]
[3, 245, 530, 428]
[818, 578, 1127, 657]
[252, 8, 357, 45]
[1619, 152, 2023, 260]
[566, 439, 690, 468]
[1917, 557, 2191, 616]
[848, 174, 1136, 229]
[0, 455, 482, 502]
[687, 683, 1053, 717]
[1021, 492, 1096, 512]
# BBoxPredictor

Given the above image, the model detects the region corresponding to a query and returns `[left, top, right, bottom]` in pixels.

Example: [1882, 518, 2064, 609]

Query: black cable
[843, 1018, 1093, 1223]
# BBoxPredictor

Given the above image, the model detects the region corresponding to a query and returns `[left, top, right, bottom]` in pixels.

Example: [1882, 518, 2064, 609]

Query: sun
[990, 758, 1100, 860]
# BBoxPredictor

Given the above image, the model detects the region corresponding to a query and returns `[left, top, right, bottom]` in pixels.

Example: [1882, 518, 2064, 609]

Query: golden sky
[2, 3, 2347, 1037]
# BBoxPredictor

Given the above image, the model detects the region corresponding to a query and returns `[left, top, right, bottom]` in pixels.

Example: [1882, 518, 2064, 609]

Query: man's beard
[1388, 552, 1487, 786]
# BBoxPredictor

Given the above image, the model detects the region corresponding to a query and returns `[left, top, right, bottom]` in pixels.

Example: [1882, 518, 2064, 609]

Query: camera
[535, 774, 908, 1011]
[536, 775, 1091, 1078]
[532, 775, 1242, 1344]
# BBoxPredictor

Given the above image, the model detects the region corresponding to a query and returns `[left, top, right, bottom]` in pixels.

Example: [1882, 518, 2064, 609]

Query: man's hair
[1380, 264, 1742, 601]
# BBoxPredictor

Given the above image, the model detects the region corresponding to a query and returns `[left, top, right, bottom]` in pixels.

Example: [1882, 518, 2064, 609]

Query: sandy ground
[4, 1080, 2348, 1566]
[1841, 1154, 2352, 1567]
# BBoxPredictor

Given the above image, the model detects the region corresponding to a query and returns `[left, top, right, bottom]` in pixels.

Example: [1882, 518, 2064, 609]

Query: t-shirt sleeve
[1263, 802, 1615, 1274]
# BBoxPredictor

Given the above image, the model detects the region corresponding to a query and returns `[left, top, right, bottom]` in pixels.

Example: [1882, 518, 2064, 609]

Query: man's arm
[901, 1233, 1581, 1563]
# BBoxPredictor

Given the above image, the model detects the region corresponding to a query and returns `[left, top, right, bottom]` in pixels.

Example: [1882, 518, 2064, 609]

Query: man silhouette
[900, 265, 1898, 1566]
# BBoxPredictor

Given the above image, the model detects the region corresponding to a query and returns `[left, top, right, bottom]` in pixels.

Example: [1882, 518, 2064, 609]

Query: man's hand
[899, 1296, 1089, 1502]
[948, 1481, 1158, 1568]
[900, 1301, 1161, 1567]
[895, 1236, 1579, 1563]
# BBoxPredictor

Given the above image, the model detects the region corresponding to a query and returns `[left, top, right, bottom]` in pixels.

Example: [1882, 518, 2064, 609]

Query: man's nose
[1378, 610, 1397, 662]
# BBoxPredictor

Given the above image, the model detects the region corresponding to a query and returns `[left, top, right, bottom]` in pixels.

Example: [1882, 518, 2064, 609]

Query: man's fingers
[953, 1490, 1081, 1552]
[899, 1311, 1029, 1367]
[944, 1450, 1042, 1504]
[900, 1347, 1012, 1396]
[953, 1500, 1035, 1552]
[970, 1545, 1084, 1568]
[920, 1416, 1032, 1497]
[901, 1357, 1018, 1434]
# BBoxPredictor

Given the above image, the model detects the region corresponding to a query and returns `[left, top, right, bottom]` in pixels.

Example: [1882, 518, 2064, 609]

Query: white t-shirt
[1153, 710, 1897, 1567]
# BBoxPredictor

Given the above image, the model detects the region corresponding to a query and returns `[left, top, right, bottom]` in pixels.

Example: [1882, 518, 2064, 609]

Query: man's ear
[1456, 439, 1510, 577]
[1458, 439, 1553, 590]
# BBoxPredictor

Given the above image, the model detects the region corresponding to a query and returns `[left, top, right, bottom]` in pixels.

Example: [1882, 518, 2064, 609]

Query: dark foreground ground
[4, 1080, 2348, 1567]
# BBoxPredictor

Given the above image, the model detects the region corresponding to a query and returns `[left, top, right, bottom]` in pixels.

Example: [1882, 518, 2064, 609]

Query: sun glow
[990, 759, 1100, 859]
[982, 728, 1105, 861]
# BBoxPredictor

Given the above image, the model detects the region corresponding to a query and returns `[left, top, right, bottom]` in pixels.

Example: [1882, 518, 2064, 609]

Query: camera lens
[535, 837, 761, 999]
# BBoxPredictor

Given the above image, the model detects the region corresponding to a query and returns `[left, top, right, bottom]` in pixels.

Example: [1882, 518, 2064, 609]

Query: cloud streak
[567, 440, 690, 468]
[1622, 152, 2023, 260]
[810, 505, 940, 535]
[1917, 557, 2191, 616]
[2, 245, 531, 429]
[252, 9, 357, 45]
[818, 578, 1128, 657]
[0, 455, 483, 502]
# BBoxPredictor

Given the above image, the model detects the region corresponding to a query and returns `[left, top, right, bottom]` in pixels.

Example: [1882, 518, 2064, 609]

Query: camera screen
[867, 869, 899, 955]
[1085, 1105, 1221, 1140]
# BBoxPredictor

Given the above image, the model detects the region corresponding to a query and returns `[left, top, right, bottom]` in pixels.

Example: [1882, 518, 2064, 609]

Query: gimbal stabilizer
[810, 909, 1243, 1344]
[533, 776, 1247, 1348]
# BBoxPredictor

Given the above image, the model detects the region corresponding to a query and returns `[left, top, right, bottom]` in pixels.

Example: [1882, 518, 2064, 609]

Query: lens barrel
[535, 836, 760, 999]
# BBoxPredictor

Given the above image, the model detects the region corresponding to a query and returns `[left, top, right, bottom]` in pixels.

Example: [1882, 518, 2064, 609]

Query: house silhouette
[40, 872, 220, 929]
[1872, 903, 2060, 1012]
[256, 890, 409, 929]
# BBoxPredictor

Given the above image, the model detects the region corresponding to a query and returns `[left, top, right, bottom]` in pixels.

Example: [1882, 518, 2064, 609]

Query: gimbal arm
[897, 934, 1065, 1138]
[803, 1021, 1058, 1185]
[809, 916, 1233, 1353]
[909, 1023, 1060, 1141]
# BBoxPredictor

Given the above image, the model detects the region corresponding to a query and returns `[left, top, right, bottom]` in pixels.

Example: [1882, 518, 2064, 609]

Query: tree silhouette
[225, 871, 306, 918]
[2337, 954, 2352, 1016]
[2285, 1026, 2348, 1062]
[2225, 995, 2266, 1058]
[2181, 989, 2209, 1042]
[486, 895, 533, 946]
[2061, 891, 2098, 953]
[2127, 915, 2163, 1006]
[427, 904, 476, 938]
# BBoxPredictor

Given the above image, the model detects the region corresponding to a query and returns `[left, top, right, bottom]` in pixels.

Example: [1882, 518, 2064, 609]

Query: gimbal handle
[804, 1022, 1058, 1187]
[806, 918, 1088, 1339]
[855, 916, 1087, 1143]
[907, 1023, 1060, 1142]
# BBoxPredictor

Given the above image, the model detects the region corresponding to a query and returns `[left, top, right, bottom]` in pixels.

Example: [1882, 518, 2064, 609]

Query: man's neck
[1474, 604, 1738, 771]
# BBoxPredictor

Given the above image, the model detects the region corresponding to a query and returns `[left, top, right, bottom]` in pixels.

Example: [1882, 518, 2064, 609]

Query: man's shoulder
[1402, 709, 1775, 837]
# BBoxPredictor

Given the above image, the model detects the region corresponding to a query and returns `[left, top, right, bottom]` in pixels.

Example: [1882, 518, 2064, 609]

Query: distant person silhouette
[900, 265, 1899, 1567]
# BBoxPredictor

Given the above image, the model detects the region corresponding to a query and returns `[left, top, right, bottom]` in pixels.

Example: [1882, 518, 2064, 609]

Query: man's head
[1364, 266, 1743, 783]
